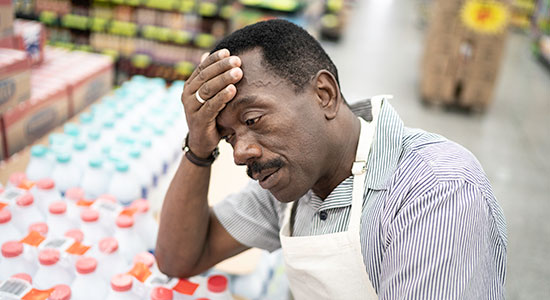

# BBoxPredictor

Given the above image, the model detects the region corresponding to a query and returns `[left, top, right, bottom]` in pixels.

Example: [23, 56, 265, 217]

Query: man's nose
[233, 137, 262, 165]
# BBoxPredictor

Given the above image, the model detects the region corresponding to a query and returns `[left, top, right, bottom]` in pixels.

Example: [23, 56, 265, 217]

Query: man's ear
[314, 70, 340, 120]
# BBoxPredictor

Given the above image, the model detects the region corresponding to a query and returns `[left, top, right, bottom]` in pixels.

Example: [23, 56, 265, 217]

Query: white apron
[279, 96, 386, 300]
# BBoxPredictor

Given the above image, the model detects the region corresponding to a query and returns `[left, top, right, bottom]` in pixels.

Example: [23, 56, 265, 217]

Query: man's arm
[155, 49, 247, 278]
[378, 181, 507, 299]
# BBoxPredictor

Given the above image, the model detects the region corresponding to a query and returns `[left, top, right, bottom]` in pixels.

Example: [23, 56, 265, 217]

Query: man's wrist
[182, 134, 219, 167]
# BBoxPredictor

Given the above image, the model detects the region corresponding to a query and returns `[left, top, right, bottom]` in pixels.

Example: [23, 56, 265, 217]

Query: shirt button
[319, 211, 328, 221]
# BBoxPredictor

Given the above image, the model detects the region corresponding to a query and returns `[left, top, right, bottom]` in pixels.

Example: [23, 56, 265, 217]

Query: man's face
[216, 49, 328, 203]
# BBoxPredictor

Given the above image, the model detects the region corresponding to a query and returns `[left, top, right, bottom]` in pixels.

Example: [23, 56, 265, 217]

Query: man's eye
[245, 116, 261, 126]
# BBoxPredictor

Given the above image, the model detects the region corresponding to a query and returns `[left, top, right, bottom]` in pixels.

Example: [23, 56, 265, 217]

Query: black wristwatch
[182, 134, 219, 167]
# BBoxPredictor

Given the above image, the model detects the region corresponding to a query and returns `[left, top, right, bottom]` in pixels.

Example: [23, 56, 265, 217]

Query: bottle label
[0, 187, 26, 205]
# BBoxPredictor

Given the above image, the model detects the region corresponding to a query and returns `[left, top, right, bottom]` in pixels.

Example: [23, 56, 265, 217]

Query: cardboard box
[0, 48, 31, 114]
[1, 81, 69, 157]
[0, 0, 14, 39]
[459, 81, 495, 109]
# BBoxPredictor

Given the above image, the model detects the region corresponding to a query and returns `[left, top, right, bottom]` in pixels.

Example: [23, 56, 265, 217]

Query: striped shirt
[214, 100, 507, 299]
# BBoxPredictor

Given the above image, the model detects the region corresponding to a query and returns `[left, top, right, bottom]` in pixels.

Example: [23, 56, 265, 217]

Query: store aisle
[322, 0, 550, 299]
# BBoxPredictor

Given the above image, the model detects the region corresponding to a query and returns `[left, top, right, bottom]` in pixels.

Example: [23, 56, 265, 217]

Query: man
[156, 19, 507, 299]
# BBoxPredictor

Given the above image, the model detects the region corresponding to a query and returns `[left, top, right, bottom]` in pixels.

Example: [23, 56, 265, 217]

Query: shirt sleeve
[213, 180, 283, 252]
[378, 180, 507, 299]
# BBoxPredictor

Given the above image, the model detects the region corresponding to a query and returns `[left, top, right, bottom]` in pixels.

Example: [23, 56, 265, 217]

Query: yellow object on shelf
[461, 0, 509, 34]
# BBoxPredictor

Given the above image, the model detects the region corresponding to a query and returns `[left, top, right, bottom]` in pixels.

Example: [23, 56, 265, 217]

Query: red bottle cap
[133, 252, 155, 268]
[11, 273, 32, 284]
[36, 178, 55, 190]
[65, 229, 84, 243]
[99, 237, 119, 254]
[98, 194, 117, 203]
[9, 172, 26, 186]
[49, 201, 67, 214]
[196, 299, 211, 300]
[1, 241, 23, 258]
[49, 284, 71, 300]
[28, 222, 48, 235]
[151, 286, 173, 300]
[66, 187, 84, 202]
[16, 193, 34, 206]
[38, 248, 60, 265]
[111, 274, 133, 292]
[0, 209, 12, 223]
[76, 256, 97, 274]
[207, 275, 228, 293]
[116, 214, 134, 228]
[81, 208, 99, 222]
[131, 199, 149, 213]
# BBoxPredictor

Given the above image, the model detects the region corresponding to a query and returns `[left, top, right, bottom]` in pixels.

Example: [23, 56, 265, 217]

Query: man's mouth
[253, 168, 281, 189]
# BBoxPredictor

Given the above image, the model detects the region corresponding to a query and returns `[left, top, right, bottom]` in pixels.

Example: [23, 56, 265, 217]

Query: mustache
[246, 158, 284, 180]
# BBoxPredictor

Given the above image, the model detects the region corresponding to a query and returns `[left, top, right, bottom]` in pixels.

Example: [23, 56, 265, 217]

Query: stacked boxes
[0, 48, 31, 115]
[0, 0, 14, 39]
[1, 47, 114, 159]
[421, 0, 510, 110]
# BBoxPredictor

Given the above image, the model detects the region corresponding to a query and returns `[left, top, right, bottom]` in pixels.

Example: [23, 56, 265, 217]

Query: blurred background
[1, 0, 549, 299]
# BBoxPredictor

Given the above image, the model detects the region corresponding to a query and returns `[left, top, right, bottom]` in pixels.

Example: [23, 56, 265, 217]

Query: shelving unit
[532, 0, 550, 70]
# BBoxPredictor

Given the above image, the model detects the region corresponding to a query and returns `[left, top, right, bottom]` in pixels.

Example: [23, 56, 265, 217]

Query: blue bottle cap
[79, 113, 93, 124]
[129, 148, 141, 159]
[64, 123, 80, 137]
[30, 145, 48, 157]
[115, 161, 129, 172]
[89, 158, 103, 168]
[73, 140, 86, 151]
[56, 152, 71, 163]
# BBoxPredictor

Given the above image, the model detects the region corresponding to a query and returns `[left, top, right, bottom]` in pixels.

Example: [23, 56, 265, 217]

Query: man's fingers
[187, 55, 241, 94]
[187, 49, 230, 83]
[199, 84, 237, 118]
[197, 67, 242, 101]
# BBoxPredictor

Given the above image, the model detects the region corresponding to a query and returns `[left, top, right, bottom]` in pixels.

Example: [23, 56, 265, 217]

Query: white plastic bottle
[150, 286, 173, 300]
[106, 274, 140, 300]
[51, 153, 81, 195]
[47, 201, 75, 238]
[26, 145, 53, 181]
[33, 248, 74, 289]
[139, 139, 162, 187]
[0, 209, 22, 246]
[80, 208, 108, 246]
[65, 187, 85, 224]
[28, 222, 49, 236]
[48, 284, 72, 300]
[131, 199, 158, 252]
[71, 256, 108, 300]
[32, 178, 62, 215]
[7, 172, 27, 189]
[0, 241, 36, 280]
[127, 148, 151, 198]
[206, 275, 232, 300]
[81, 158, 110, 200]
[96, 237, 128, 282]
[107, 162, 141, 206]
[64, 228, 84, 243]
[113, 214, 146, 264]
[12, 193, 45, 233]
[72, 140, 89, 170]
[133, 252, 158, 274]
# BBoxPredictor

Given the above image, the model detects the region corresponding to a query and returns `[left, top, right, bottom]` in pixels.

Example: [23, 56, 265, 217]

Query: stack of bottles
[0, 174, 233, 299]
[24, 75, 187, 205]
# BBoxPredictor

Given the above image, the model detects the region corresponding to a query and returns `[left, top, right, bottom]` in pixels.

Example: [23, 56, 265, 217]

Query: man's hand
[182, 49, 243, 158]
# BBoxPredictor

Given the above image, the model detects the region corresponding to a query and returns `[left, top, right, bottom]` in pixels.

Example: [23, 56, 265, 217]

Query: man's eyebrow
[229, 95, 258, 109]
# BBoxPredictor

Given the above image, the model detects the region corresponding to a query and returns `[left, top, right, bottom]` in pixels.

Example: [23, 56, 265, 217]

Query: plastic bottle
[12, 193, 45, 233]
[80, 208, 108, 246]
[206, 275, 232, 300]
[150, 286, 173, 300]
[72, 140, 89, 170]
[48, 284, 72, 300]
[64, 229, 84, 243]
[107, 162, 141, 206]
[51, 152, 81, 195]
[34, 249, 74, 289]
[7, 172, 27, 189]
[64, 187, 85, 224]
[139, 139, 161, 186]
[106, 274, 140, 300]
[0, 209, 22, 247]
[64, 123, 81, 142]
[131, 199, 158, 252]
[71, 256, 108, 300]
[11, 272, 32, 284]
[114, 215, 146, 264]
[101, 119, 117, 146]
[95, 237, 128, 282]
[81, 157, 110, 200]
[133, 252, 158, 274]
[28, 222, 49, 236]
[0, 241, 36, 280]
[127, 148, 151, 198]
[47, 202, 75, 238]
[32, 178, 62, 215]
[26, 145, 53, 181]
